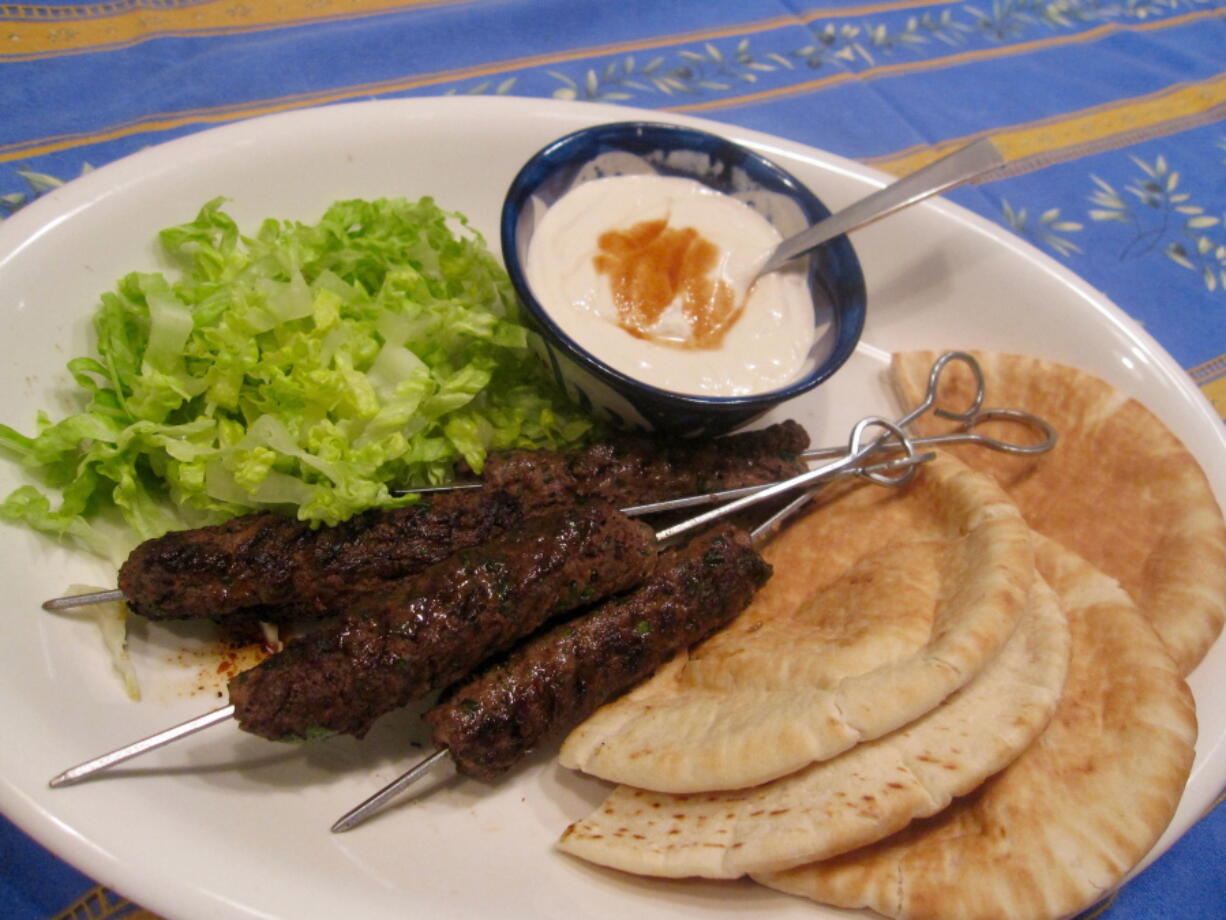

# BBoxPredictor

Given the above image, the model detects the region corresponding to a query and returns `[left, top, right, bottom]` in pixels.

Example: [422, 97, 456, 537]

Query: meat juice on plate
[524, 175, 816, 397]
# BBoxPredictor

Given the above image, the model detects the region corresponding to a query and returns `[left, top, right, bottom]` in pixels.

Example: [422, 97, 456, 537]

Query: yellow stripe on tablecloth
[1191, 354, 1226, 386]
[2, 4, 1221, 164]
[0, 0, 467, 58]
[665, 7, 1226, 115]
[0, 0, 962, 59]
[1190, 356, 1226, 422]
[50, 883, 163, 920]
[6, 3, 1219, 163]
[864, 74, 1226, 177]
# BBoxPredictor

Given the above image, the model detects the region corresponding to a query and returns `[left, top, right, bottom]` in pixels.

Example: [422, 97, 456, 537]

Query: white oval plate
[1, 97, 1222, 920]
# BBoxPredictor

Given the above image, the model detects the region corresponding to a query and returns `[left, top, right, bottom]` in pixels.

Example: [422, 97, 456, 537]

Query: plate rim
[1, 94, 1222, 920]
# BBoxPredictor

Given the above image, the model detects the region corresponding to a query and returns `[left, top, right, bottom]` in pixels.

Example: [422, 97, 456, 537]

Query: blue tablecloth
[3, 1, 1224, 917]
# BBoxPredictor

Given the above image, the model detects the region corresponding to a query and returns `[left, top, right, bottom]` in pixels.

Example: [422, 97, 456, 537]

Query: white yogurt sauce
[524, 175, 816, 397]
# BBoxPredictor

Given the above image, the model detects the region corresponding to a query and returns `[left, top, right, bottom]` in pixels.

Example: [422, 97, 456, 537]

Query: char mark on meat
[484, 420, 810, 509]
[426, 522, 771, 781]
[228, 501, 658, 741]
[117, 422, 805, 623]
[118, 489, 525, 622]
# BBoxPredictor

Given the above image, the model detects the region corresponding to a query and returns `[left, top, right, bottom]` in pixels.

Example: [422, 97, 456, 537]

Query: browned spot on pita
[891, 350, 1225, 674]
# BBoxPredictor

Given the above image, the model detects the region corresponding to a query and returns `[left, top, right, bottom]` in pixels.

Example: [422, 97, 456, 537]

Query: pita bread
[757, 534, 1197, 920]
[559, 452, 1034, 793]
[891, 350, 1226, 675]
[557, 570, 1069, 878]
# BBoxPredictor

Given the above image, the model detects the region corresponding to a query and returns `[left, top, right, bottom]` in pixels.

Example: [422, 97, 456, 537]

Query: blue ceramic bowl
[501, 121, 866, 436]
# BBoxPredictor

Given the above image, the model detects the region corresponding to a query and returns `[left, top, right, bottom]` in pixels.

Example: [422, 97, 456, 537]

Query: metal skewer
[332, 426, 936, 833]
[39, 353, 1054, 614]
[37, 455, 939, 614]
[331, 353, 1056, 831]
[45, 447, 933, 790]
[49, 705, 235, 787]
[46, 352, 1057, 791]
[43, 588, 125, 612]
[331, 749, 452, 832]
[387, 417, 1052, 506]
[617, 410, 1052, 517]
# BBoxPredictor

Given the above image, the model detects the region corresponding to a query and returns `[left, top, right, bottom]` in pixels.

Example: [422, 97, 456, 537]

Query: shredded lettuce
[69, 584, 141, 701]
[1, 197, 597, 557]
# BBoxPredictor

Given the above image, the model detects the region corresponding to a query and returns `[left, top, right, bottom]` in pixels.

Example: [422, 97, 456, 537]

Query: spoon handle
[759, 137, 1004, 275]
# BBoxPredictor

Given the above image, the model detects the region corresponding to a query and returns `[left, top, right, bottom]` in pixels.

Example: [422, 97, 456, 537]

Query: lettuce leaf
[69, 584, 141, 701]
[1, 197, 597, 557]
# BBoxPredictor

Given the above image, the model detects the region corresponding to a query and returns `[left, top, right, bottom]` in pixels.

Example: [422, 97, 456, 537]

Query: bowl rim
[499, 119, 867, 410]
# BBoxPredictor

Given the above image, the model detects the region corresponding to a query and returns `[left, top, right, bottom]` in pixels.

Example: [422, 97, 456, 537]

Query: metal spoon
[755, 137, 1005, 278]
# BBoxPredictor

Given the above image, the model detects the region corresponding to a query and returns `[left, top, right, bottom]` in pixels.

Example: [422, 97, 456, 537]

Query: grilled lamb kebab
[114, 420, 808, 623]
[118, 488, 525, 623]
[228, 499, 658, 741]
[426, 522, 770, 781]
[481, 418, 809, 509]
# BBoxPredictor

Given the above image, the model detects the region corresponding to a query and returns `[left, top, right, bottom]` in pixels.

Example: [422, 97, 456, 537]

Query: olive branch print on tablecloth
[995, 145, 1226, 295]
[1089, 152, 1226, 293]
[0, 167, 85, 219]
[549, 41, 794, 101]
[542, 0, 1211, 102]
[1000, 199, 1084, 257]
[444, 77, 519, 97]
